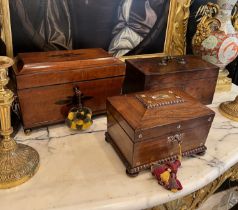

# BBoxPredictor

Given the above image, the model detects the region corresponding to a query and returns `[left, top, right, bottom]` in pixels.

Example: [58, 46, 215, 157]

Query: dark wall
[0, 40, 6, 56]
[227, 58, 238, 85]
[0, 23, 6, 55]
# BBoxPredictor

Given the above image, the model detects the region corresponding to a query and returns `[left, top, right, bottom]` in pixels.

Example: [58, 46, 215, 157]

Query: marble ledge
[15, 115, 107, 142]
[0, 84, 237, 210]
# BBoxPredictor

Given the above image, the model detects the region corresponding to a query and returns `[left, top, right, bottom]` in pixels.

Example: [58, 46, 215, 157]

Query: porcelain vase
[192, 0, 238, 92]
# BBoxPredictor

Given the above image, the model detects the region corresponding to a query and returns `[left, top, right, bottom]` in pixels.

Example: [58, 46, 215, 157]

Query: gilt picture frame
[0, 0, 192, 60]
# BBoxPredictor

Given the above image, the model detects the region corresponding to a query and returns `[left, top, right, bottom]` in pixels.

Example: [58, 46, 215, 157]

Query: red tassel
[152, 160, 183, 192]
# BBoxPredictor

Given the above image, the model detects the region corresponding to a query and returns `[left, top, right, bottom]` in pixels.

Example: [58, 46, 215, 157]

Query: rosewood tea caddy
[106, 88, 215, 176]
[123, 55, 219, 105]
[12, 48, 125, 131]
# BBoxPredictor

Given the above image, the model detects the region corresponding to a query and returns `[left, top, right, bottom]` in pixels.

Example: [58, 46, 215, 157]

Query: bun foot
[105, 137, 110, 143]
[197, 151, 206, 156]
[126, 169, 139, 177]
[105, 132, 110, 143]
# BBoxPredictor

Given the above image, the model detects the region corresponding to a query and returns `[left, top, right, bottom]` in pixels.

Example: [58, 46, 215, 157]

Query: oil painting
[9, 0, 170, 56]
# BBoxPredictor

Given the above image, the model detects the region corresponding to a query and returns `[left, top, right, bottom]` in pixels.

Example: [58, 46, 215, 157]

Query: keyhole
[174, 135, 182, 144]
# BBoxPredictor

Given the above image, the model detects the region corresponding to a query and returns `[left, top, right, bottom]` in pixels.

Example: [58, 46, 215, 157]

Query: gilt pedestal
[0, 56, 39, 189]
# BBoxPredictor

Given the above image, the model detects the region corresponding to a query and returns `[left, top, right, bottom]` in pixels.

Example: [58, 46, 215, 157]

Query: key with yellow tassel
[151, 138, 183, 192]
[65, 87, 93, 131]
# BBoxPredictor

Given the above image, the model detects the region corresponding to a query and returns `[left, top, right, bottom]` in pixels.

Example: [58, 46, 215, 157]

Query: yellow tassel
[71, 122, 77, 130]
[178, 143, 182, 162]
[171, 189, 178, 193]
[86, 113, 92, 118]
[75, 119, 84, 125]
[160, 171, 170, 184]
[68, 112, 74, 120]
[82, 121, 92, 130]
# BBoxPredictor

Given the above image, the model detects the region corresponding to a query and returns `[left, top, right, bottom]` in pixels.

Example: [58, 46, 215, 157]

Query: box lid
[14, 48, 125, 89]
[107, 88, 215, 142]
[125, 55, 218, 78]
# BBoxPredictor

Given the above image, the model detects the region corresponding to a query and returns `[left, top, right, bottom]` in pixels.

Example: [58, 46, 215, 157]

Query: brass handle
[158, 56, 186, 66]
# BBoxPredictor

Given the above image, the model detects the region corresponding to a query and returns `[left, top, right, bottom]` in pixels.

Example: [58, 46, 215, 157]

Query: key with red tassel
[151, 142, 183, 192]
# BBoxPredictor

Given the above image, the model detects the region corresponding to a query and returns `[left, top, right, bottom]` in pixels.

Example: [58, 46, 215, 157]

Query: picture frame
[0, 0, 192, 60]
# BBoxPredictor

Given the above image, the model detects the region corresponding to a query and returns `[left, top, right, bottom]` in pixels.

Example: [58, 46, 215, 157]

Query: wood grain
[107, 88, 215, 172]
[123, 55, 219, 105]
[14, 48, 125, 129]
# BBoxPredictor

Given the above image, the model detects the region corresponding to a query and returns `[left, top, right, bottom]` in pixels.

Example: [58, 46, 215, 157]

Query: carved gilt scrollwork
[232, 3, 238, 31]
[192, 3, 221, 48]
[147, 163, 238, 210]
[0, 0, 13, 57]
[165, 0, 192, 56]
[0, 0, 4, 42]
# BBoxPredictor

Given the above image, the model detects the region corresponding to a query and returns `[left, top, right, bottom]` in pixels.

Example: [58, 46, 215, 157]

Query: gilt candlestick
[219, 96, 238, 122]
[0, 56, 39, 189]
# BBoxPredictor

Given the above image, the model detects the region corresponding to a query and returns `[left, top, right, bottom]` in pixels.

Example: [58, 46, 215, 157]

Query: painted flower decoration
[202, 35, 218, 50]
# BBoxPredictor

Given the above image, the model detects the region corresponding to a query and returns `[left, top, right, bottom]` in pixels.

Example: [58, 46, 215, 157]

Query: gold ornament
[0, 56, 40, 189]
[219, 96, 238, 122]
[192, 3, 220, 48]
[165, 0, 192, 56]
[232, 2, 238, 31]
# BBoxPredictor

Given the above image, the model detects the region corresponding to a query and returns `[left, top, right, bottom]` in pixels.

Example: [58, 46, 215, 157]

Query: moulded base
[105, 132, 207, 177]
[0, 143, 40, 189]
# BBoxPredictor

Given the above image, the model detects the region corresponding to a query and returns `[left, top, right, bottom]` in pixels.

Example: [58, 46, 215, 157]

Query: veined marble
[0, 85, 238, 210]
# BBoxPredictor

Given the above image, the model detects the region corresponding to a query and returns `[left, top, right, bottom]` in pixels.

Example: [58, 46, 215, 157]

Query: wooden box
[123, 55, 219, 105]
[13, 48, 125, 130]
[106, 88, 215, 176]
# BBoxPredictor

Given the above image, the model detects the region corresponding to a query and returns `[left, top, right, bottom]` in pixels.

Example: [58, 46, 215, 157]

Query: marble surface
[1, 85, 238, 210]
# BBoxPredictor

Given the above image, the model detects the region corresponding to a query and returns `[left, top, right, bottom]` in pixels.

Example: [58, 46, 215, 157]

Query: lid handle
[158, 56, 186, 66]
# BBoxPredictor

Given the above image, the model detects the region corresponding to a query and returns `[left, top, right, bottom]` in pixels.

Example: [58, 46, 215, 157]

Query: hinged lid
[14, 48, 125, 89]
[126, 55, 218, 78]
[107, 88, 215, 142]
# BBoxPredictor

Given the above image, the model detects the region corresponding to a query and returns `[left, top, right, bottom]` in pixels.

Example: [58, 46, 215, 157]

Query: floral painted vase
[192, 0, 238, 91]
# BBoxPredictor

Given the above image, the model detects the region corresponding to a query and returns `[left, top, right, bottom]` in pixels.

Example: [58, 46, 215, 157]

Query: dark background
[0, 0, 238, 84]
[8, 0, 169, 56]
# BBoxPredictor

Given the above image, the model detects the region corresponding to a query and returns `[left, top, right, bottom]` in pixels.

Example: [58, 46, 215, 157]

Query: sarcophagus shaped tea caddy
[13, 48, 125, 130]
[106, 88, 215, 176]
